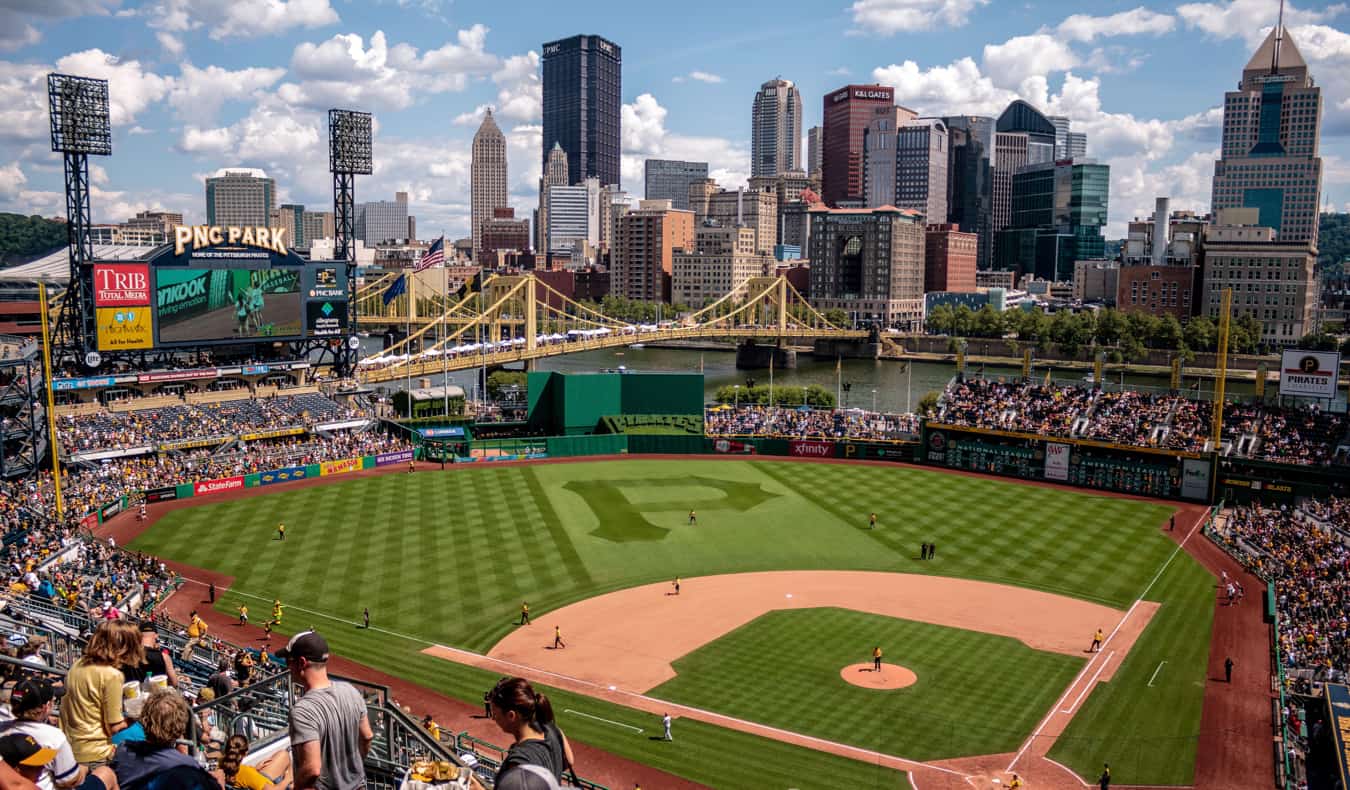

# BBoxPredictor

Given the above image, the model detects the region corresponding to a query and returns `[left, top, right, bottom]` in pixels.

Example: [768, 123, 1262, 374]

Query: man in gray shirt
[279, 630, 373, 789]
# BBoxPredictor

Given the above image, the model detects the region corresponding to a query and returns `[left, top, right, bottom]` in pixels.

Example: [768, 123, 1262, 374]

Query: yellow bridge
[352, 272, 869, 384]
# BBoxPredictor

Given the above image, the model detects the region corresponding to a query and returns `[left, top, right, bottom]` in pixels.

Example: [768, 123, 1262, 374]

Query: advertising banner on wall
[713, 439, 755, 454]
[99, 498, 123, 522]
[194, 476, 244, 496]
[258, 466, 308, 486]
[95, 307, 153, 350]
[375, 450, 415, 467]
[52, 377, 116, 391]
[1279, 350, 1342, 399]
[1044, 443, 1071, 481]
[93, 264, 151, 306]
[419, 427, 466, 438]
[1325, 683, 1350, 790]
[320, 457, 362, 476]
[788, 440, 835, 458]
[1182, 458, 1212, 501]
[144, 487, 178, 503]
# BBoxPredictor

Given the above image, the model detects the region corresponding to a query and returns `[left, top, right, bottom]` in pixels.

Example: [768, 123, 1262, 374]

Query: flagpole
[769, 354, 774, 409]
[835, 355, 841, 408]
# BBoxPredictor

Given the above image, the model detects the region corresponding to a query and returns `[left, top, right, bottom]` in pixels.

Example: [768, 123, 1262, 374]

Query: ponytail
[532, 691, 555, 727]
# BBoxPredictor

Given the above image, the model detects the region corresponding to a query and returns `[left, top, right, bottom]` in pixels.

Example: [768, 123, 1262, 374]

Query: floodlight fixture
[48, 74, 111, 156]
[329, 109, 372, 175]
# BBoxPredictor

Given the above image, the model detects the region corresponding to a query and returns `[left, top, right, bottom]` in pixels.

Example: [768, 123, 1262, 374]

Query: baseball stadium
[0, 76, 1342, 790]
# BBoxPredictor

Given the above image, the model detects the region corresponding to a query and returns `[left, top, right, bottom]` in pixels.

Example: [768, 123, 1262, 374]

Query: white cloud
[872, 57, 1019, 116]
[169, 63, 286, 123]
[1176, 0, 1345, 43]
[282, 27, 498, 111]
[146, 0, 339, 40]
[0, 161, 27, 201]
[0, 62, 50, 143]
[53, 50, 171, 126]
[0, 0, 120, 51]
[619, 93, 747, 198]
[981, 34, 1078, 90]
[1106, 148, 1218, 236]
[1056, 8, 1176, 42]
[178, 125, 235, 155]
[849, 0, 988, 34]
[491, 51, 540, 123]
[155, 32, 183, 56]
[688, 71, 723, 84]
[827, 67, 852, 76]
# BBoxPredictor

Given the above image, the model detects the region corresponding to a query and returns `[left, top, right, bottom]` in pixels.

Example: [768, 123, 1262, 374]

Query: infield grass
[129, 458, 1212, 786]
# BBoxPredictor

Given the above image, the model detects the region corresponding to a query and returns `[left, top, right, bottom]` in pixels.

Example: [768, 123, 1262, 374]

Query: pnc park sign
[173, 225, 289, 256]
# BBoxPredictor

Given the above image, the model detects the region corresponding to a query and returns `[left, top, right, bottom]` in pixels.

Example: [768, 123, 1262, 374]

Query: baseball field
[128, 458, 1216, 789]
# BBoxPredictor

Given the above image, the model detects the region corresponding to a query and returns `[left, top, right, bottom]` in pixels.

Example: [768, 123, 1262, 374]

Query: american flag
[414, 235, 444, 271]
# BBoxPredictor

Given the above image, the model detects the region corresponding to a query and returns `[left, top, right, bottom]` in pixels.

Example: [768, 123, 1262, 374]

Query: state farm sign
[193, 476, 243, 496]
[789, 440, 834, 458]
[93, 264, 150, 307]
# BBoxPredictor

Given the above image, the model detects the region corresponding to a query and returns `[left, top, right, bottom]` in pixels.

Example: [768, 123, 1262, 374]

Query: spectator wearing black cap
[277, 631, 372, 790]
[0, 733, 115, 790]
[0, 679, 83, 790]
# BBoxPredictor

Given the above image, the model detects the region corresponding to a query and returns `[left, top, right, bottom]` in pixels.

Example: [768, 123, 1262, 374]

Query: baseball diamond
[122, 457, 1224, 789]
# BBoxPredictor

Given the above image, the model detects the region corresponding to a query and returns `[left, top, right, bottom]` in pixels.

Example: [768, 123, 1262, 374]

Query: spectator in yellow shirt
[59, 621, 143, 766]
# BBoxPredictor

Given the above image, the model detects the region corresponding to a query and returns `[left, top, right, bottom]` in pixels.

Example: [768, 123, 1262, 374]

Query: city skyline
[0, 0, 1347, 242]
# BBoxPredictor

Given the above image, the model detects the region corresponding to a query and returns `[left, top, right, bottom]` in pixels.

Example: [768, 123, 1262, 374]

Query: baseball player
[553, 625, 566, 649]
[688, 510, 697, 525]
[873, 646, 883, 671]
[277, 522, 286, 541]
[673, 578, 681, 596]
[238, 604, 248, 626]
[662, 713, 672, 741]
[1090, 628, 1104, 652]
[869, 512, 877, 530]
[520, 602, 531, 626]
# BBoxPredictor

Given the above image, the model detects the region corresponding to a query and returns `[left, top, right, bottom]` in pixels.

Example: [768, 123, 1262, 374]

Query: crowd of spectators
[931, 378, 1348, 464]
[6, 431, 413, 526]
[1212, 501, 1350, 681]
[704, 405, 920, 440]
[59, 393, 367, 454]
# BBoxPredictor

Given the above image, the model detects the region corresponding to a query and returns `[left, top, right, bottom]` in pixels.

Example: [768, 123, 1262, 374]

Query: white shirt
[2, 720, 79, 790]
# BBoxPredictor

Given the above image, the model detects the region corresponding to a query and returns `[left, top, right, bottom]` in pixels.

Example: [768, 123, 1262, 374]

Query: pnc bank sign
[173, 225, 288, 256]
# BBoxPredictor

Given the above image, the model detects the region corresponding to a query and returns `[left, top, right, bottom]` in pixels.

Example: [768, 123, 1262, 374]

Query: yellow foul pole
[38, 284, 64, 522]
[1211, 287, 1232, 449]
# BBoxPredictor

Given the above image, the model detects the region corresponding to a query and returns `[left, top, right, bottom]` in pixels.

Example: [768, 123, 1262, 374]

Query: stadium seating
[704, 405, 920, 440]
[932, 378, 1347, 465]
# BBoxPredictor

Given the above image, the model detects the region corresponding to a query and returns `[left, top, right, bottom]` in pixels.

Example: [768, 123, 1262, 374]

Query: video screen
[156, 268, 303, 343]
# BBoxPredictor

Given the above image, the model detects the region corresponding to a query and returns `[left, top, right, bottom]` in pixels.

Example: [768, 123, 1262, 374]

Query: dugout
[525, 371, 703, 436]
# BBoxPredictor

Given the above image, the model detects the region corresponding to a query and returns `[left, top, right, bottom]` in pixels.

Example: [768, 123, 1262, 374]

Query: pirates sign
[1279, 349, 1341, 399]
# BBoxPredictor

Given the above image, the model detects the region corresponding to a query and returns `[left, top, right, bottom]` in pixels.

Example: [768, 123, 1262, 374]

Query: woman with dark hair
[486, 677, 575, 783]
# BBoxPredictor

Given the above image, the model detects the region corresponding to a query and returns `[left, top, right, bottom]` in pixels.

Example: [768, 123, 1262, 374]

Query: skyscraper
[807, 126, 823, 180]
[808, 205, 925, 329]
[1211, 24, 1322, 246]
[992, 132, 1028, 238]
[943, 116, 995, 270]
[356, 192, 409, 246]
[644, 160, 708, 210]
[537, 142, 570, 255]
[895, 119, 948, 223]
[542, 34, 622, 188]
[751, 78, 803, 178]
[994, 159, 1109, 281]
[612, 201, 695, 302]
[205, 169, 275, 228]
[471, 109, 508, 264]
[997, 101, 1056, 164]
[1049, 115, 1089, 160]
[822, 84, 896, 207]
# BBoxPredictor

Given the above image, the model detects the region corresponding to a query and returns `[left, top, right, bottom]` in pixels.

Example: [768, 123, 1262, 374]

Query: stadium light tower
[329, 108, 372, 377]
[48, 73, 111, 366]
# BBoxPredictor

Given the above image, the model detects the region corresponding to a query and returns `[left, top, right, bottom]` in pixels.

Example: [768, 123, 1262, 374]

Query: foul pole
[1211, 287, 1232, 449]
[39, 284, 64, 522]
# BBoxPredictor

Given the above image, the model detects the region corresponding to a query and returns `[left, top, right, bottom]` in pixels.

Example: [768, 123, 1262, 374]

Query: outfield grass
[651, 607, 1083, 760]
[129, 459, 1210, 787]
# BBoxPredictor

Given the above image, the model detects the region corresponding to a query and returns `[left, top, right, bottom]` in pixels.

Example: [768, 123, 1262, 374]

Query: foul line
[168, 573, 961, 780]
[1006, 507, 1207, 776]
[1061, 651, 1112, 714]
[1147, 660, 1167, 687]
[563, 709, 643, 734]
[430, 642, 969, 779]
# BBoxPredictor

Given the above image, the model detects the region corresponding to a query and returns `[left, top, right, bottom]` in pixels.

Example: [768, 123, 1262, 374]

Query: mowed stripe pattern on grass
[651, 607, 1083, 761]
[755, 460, 1173, 608]
[131, 467, 592, 648]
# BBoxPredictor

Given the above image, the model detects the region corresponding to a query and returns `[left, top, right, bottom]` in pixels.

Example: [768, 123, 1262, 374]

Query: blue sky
[1, 0, 1347, 241]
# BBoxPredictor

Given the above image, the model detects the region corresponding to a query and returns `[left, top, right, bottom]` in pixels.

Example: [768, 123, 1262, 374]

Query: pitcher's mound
[840, 663, 917, 689]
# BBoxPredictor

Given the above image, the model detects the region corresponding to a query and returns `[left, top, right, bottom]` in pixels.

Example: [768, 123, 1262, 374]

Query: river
[359, 337, 1263, 414]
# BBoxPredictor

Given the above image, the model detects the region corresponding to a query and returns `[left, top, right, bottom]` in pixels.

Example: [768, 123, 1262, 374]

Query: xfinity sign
[1279, 349, 1341, 399]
